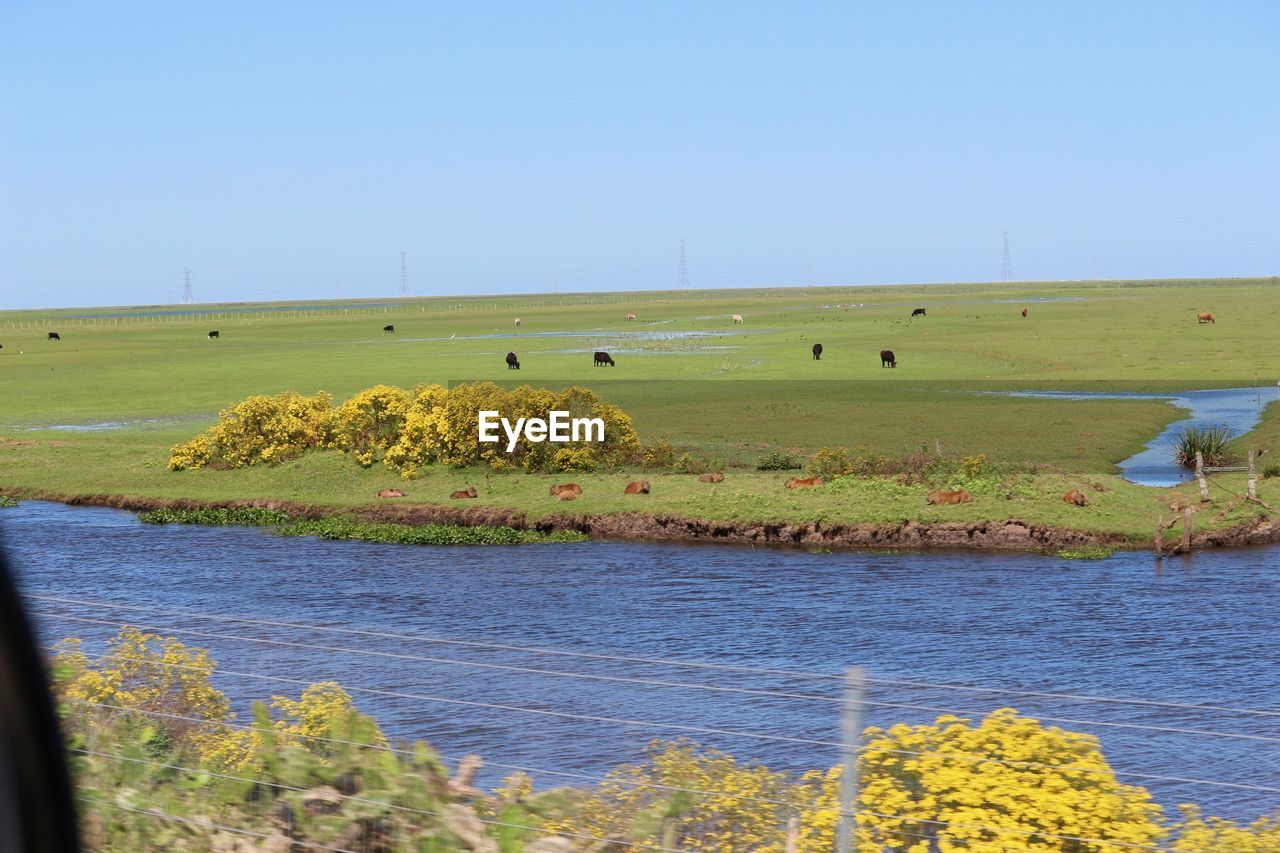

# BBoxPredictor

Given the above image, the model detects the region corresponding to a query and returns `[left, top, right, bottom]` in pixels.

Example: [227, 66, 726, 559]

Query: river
[4, 500, 1277, 822]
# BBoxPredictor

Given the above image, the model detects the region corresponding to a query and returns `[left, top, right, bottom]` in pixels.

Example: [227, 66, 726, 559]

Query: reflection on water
[5, 500, 1278, 821]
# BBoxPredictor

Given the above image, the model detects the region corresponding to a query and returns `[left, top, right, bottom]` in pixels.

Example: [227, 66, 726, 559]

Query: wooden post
[1181, 506, 1193, 553]
[1248, 449, 1258, 501]
[836, 667, 866, 853]
[785, 816, 800, 853]
[1195, 452, 1209, 501]
[661, 817, 677, 851]
[1154, 516, 1164, 557]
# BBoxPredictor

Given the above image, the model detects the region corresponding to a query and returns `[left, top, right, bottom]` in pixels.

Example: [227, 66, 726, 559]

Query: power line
[398, 250, 409, 297]
[182, 267, 193, 304]
[31, 594, 1280, 718]
[68, 698, 1280, 795]
[1001, 231, 1014, 281]
[37, 611, 1280, 744]
[678, 239, 691, 289]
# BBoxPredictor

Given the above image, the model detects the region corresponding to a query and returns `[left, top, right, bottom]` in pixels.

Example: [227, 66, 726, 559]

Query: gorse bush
[1174, 424, 1234, 468]
[53, 628, 1279, 851]
[167, 391, 335, 470]
[169, 382, 640, 476]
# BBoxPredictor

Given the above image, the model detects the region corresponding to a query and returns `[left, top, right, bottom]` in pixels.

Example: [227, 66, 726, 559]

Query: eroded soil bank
[6, 488, 1279, 553]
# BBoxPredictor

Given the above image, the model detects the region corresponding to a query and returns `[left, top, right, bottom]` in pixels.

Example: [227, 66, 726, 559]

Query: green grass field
[2, 277, 1278, 542]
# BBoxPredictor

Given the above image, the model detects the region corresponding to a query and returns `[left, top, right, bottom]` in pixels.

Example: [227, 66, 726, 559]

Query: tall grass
[1173, 424, 1233, 468]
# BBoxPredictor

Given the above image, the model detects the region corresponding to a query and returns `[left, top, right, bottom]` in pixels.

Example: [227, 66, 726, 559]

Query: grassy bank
[3, 278, 1278, 546]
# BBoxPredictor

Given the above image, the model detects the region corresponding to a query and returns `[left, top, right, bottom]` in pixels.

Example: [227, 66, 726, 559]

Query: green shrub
[1173, 424, 1233, 468]
[139, 507, 290, 526]
[1263, 463, 1280, 479]
[755, 451, 800, 471]
[0, 495, 17, 508]
[277, 517, 586, 545]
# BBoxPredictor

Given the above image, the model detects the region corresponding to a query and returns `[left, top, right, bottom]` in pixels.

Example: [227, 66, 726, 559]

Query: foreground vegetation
[53, 627, 1280, 850]
[3, 279, 1279, 543]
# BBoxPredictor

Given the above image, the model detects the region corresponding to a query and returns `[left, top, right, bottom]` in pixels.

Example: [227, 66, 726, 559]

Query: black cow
[207, 330, 220, 340]
[880, 349, 896, 368]
[505, 351, 520, 370]
[594, 351, 615, 367]
[812, 343, 823, 360]
[47, 332, 60, 341]
[911, 308, 927, 317]
[383, 324, 395, 334]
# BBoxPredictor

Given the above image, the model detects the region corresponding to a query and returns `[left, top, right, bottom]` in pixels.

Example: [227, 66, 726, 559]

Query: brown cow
[1021, 308, 1028, 318]
[624, 313, 637, 321]
[556, 491, 578, 501]
[549, 483, 583, 497]
[926, 489, 972, 505]
[450, 486, 478, 499]
[785, 476, 823, 489]
[624, 480, 650, 494]
[1197, 312, 1215, 324]
[1063, 489, 1088, 507]
[375, 488, 406, 498]
[698, 472, 725, 483]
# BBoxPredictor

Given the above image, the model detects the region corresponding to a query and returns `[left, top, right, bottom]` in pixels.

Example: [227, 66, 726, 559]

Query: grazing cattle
[880, 349, 896, 368]
[926, 489, 972, 505]
[549, 483, 583, 497]
[624, 313, 637, 321]
[47, 332, 60, 341]
[556, 491, 578, 501]
[624, 480, 650, 494]
[1063, 489, 1088, 507]
[208, 330, 220, 339]
[812, 343, 823, 360]
[376, 488, 406, 498]
[383, 324, 395, 333]
[514, 318, 521, 327]
[785, 476, 823, 489]
[1197, 312, 1215, 324]
[731, 314, 744, 325]
[594, 351, 615, 367]
[450, 486, 478, 500]
[506, 351, 520, 370]
[698, 472, 725, 483]
[911, 308, 927, 317]
[1021, 308, 1028, 318]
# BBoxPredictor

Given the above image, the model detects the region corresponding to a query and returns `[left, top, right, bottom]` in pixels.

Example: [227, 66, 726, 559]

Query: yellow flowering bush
[542, 739, 797, 850]
[270, 681, 386, 754]
[330, 384, 412, 466]
[169, 382, 639, 475]
[1172, 805, 1280, 852]
[167, 390, 334, 470]
[793, 708, 1166, 852]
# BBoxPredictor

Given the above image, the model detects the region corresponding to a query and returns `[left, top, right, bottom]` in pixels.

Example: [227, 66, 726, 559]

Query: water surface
[4, 500, 1277, 821]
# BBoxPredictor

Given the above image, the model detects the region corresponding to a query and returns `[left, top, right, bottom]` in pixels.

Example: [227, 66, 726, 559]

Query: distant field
[2, 277, 1278, 537]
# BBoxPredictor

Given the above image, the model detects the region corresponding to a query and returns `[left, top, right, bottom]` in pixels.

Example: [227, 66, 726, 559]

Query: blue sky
[2, 2, 1276, 309]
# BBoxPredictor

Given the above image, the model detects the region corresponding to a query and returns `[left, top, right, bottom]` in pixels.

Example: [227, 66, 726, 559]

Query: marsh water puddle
[997, 387, 1275, 486]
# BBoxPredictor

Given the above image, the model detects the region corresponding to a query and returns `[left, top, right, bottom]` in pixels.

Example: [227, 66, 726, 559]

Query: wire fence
[25, 592, 1280, 850]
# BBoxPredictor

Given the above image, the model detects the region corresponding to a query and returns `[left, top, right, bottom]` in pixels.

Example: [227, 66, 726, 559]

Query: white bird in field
[450, 334, 455, 339]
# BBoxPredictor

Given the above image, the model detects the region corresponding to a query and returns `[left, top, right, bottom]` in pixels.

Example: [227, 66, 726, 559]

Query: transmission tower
[678, 239, 691, 290]
[399, 251, 409, 296]
[182, 268, 193, 304]
[1000, 232, 1014, 281]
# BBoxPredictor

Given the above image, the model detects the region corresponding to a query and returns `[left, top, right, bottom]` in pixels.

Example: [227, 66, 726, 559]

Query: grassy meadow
[2, 277, 1278, 541]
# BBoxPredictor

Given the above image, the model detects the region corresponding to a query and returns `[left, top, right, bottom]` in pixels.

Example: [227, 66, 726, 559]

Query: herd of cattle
[9, 309, 1219, 370]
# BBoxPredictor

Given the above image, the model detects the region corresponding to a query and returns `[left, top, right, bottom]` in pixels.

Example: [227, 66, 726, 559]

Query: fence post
[836, 666, 865, 853]
[1195, 452, 1209, 501]
[1248, 450, 1258, 501]
[661, 816, 677, 851]
[1181, 507, 1193, 553]
[786, 816, 800, 853]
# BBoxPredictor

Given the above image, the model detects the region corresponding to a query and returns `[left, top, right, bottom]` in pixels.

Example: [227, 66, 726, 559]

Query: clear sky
[2, 1, 1276, 309]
